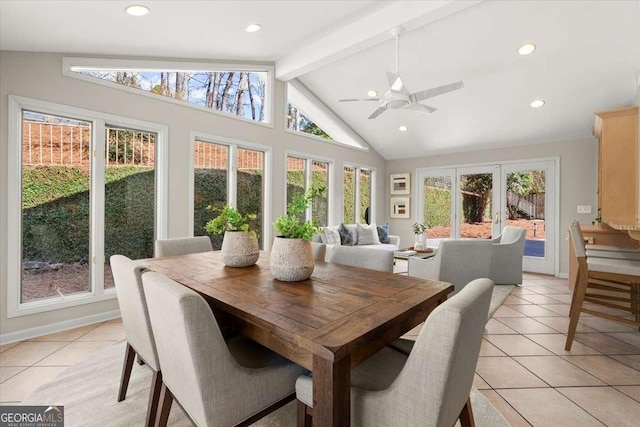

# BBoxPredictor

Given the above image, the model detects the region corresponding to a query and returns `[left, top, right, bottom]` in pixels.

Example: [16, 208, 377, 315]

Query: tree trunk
[235, 72, 247, 116]
[247, 74, 256, 120]
[221, 72, 235, 112]
[212, 72, 222, 110]
[175, 72, 187, 100]
[160, 72, 170, 96]
[205, 72, 215, 108]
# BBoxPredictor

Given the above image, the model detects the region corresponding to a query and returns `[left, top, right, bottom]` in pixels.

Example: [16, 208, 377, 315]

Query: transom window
[63, 57, 273, 124]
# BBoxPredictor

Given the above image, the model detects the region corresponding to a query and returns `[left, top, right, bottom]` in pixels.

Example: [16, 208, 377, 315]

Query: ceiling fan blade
[412, 81, 464, 102]
[338, 98, 381, 102]
[405, 103, 437, 114]
[386, 71, 406, 93]
[367, 105, 388, 120]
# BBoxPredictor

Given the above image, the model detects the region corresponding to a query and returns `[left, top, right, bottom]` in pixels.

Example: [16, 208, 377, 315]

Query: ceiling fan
[338, 26, 464, 119]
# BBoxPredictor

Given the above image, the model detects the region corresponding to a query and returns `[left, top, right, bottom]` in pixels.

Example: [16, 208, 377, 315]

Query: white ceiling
[2, 1, 639, 160]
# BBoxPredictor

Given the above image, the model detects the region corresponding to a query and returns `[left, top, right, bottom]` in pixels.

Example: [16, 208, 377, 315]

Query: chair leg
[459, 397, 476, 427]
[297, 400, 312, 427]
[118, 342, 136, 402]
[565, 268, 588, 351]
[154, 383, 173, 427]
[145, 370, 163, 427]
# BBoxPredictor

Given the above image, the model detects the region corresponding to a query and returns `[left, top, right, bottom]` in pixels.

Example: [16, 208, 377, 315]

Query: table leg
[312, 354, 351, 427]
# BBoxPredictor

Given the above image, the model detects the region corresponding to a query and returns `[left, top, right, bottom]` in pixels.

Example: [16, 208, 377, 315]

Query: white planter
[221, 231, 259, 267]
[414, 233, 426, 250]
[270, 237, 314, 282]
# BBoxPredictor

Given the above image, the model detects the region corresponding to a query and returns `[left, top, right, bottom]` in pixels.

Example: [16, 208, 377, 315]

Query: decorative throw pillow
[356, 223, 380, 245]
[345, 223, 358, 245]
[321, 227, 342, 246]
[377, 223, 390, 243]
[338, 223, 355, 246]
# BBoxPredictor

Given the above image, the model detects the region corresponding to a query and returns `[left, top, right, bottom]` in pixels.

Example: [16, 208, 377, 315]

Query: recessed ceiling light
[125, 5, 150, 16]
[518, 43, 536, 55]
[530, 99, 545, 108]
[367, 89, 378, 97]
[398, 125, 408, 132]
[245, 24, 262, 33]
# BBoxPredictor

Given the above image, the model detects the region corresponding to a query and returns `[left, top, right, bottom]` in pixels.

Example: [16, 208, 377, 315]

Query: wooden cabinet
[594, 106, 639, 233]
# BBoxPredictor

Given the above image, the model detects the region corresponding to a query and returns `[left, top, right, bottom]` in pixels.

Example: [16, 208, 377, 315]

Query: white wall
[385, 139, 599, 276]
[0, 51, 386, 339]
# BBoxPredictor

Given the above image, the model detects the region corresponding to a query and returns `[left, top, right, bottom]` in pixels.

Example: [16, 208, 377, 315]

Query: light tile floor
[1, 273, 640, 427]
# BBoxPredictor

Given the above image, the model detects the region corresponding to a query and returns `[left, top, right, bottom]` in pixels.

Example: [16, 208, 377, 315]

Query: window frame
[7, 95, 168, 318]
[342, 162, 376, 224]
[62, 57, 275, 128]
[189, 132, 272, 249]
[284, 150, 334, 226]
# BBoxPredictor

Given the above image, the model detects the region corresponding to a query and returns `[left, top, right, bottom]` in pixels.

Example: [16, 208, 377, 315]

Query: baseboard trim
[0, 309, 121, 345]
[557, 272, 568, 279]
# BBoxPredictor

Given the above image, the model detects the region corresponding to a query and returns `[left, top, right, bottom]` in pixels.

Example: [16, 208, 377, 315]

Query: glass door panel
[21, 111, 92, 302]
[104, 126, 157, 288]
[503, 161, 555, 274]
[423, 174, 454, 240]
[286, 156, 306, 223]
[343, 166, 356, 223]
[193, 141, 228, 250]
[358, 169, 371, 224]
[457, 166, 501, 239]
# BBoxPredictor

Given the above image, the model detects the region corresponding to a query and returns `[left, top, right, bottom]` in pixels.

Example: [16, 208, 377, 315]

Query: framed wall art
[390, 197, 410, 218]
[390, 173, 410, 195]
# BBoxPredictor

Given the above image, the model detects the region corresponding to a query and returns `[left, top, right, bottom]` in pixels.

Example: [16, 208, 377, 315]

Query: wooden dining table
[141, 251, 453, 427]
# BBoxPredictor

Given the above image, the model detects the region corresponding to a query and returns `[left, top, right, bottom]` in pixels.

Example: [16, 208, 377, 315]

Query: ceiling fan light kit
[338, 26, 464, 120]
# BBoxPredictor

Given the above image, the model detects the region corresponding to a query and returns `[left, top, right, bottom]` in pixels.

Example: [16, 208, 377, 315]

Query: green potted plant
[412, 221, 428, 250]
[205, 205, 259, 267]
[270, 184, 325, 281]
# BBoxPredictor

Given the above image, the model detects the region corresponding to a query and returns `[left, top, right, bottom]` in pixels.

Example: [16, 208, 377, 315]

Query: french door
[417, 159, 556, 275]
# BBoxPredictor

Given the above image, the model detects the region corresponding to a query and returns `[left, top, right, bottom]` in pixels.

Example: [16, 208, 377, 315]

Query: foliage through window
[286, 156, 330, 227]
[74, 68, 268, 122]
[344, 165, 373, 224]
[287, 103, 333, 140]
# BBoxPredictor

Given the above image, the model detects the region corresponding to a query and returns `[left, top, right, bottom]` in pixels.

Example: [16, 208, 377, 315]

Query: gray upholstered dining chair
[154, 236, 213, 257]
[295, 278, 494, 427]
[110, 255, 162, 427]
[142, 271, 307, 427]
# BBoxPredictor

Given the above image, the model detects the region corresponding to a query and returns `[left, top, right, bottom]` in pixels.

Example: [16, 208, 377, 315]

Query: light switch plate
[577, 205, 592, 214]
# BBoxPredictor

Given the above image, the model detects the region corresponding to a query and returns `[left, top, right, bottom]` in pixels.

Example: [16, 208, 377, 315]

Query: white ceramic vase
[221, 231, 259, 267]
[414, 233, 426, 250]
[269, 237, 314, 282]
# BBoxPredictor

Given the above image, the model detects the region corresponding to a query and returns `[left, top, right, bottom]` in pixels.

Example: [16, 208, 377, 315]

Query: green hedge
[23, 166, 155, 263]
[423, 186, 451, 228]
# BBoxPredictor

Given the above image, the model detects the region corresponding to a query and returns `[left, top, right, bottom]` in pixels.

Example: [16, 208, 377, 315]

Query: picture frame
[390, 173, 410, 195]
[390, 197, 410, 218]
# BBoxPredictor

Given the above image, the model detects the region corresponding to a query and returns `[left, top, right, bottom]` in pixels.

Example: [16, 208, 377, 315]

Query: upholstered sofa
[408, 226, 526, 291]
[311, 223, 400, 273]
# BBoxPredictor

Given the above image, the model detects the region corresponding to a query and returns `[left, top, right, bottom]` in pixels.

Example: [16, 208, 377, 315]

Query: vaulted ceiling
[2, 1, 639, 159]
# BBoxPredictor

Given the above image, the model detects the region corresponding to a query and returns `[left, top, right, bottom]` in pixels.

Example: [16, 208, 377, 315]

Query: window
[286, 80, 369, 150]
[286, 154, 331, 227]
[287, 103, 333, 140]
[343, 164, 375, 224]
[192, 135, 270, 249]
[7, 96, 167, 316]
[63, 57, 273, 125]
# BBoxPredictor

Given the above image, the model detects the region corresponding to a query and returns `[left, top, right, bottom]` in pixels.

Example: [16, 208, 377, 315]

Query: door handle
[494, 212, 499, 224]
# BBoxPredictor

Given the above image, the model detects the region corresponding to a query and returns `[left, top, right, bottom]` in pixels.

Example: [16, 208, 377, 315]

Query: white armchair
[489, 226, 526, 285]
[409, 226, 527, 291]
[408, 240, 493, 292]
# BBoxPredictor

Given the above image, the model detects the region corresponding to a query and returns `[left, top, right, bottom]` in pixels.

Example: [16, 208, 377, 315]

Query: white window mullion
[354, 167, 361, 223]
[228, 144, 238, 207]
[305, 159, 312, 222]
[92, 119, 106, 296]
